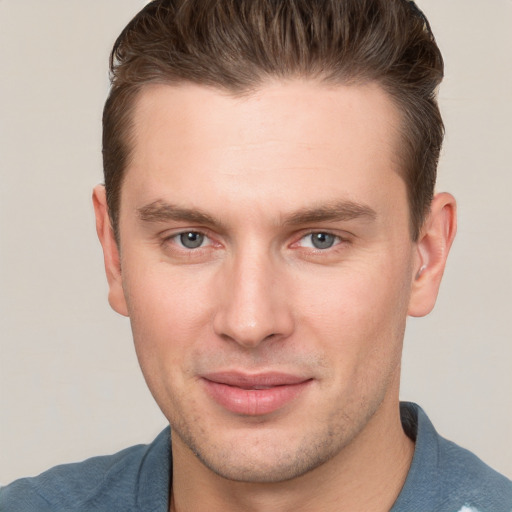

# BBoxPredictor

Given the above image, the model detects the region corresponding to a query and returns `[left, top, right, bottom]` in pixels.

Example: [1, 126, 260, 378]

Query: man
[2, 0, 511, 510]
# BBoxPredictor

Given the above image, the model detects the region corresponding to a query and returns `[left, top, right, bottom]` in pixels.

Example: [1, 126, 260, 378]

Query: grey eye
[310, 232, 336, 249]
[179, 232, 205, 249]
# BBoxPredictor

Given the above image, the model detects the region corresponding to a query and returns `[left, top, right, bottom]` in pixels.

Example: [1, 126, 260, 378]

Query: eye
[299, 232, 339, 250]
[176, 231, 207, 249]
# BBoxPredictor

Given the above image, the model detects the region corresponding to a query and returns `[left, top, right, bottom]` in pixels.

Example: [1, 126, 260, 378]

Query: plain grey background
[1, 0, 511, 484]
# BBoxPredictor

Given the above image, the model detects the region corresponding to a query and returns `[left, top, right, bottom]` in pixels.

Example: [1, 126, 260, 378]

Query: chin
[171, 418, 357, 484]
[194, 445, 332, 484]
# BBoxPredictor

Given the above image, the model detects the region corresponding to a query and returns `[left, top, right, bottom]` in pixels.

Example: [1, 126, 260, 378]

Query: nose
[212, 248, 294, 349]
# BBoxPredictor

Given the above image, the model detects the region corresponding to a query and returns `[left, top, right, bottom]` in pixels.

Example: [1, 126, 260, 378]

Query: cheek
[123, 269, 216, 423]
[293, 254, 412, 361]
[122, 263, 215, 381]
[124, 258, 213, 326]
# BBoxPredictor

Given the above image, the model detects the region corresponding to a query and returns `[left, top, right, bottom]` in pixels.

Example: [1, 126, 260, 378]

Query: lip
[201, 371, 312, 416]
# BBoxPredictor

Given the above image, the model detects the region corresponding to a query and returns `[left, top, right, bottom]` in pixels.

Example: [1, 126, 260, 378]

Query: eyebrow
[282, 200, 377, 225]
[137, 199, 377, 228]
[137, 201, 222, 227]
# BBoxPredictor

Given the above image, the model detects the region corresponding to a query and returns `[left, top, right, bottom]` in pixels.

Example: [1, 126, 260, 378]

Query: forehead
[122, 80, 405, 222]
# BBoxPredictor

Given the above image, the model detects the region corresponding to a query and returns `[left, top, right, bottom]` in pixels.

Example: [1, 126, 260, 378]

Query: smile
[201, 372, 313, 416]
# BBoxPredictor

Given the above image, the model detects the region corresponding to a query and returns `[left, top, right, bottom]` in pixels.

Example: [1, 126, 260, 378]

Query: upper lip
[202, 371, 311, 389]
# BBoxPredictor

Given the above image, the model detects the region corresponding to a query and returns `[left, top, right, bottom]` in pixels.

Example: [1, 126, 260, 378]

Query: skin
[94, 81, 456, 512]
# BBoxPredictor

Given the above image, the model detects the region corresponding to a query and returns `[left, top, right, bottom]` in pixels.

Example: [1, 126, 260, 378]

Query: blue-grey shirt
[1, 403, 511, 511]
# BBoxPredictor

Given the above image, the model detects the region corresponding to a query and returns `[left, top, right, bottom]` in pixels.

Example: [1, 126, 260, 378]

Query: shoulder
[436, 435, 512, 511]
[394, 403, 512, 512]
[0, 428, 171, 512]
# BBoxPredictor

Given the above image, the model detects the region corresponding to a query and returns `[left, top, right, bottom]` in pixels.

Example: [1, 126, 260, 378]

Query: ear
[92, 184, 129, 317]
[408, 192, 457, 317]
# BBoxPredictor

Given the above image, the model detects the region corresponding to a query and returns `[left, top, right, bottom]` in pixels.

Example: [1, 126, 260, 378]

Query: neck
[169, 397, 414, 512]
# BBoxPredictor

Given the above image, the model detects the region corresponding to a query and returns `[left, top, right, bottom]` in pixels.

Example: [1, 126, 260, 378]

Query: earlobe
[408, 192, 457, 317]
[92, 185, 129, 317]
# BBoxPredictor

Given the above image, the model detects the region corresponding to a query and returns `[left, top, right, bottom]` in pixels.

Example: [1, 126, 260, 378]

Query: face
[101, 81, 424, 483]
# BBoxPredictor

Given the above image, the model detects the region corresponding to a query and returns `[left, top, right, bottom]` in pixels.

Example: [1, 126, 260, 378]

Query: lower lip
[202, 379, 312, 416]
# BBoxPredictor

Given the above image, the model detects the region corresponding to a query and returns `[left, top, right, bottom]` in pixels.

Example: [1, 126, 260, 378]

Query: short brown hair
[103, 0, 444, 241]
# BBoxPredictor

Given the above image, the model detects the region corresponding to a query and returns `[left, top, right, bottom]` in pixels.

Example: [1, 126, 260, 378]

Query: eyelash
[162, 230, 348, 253]
[163, 231, 215, 250]
[295, 231, 344, 250]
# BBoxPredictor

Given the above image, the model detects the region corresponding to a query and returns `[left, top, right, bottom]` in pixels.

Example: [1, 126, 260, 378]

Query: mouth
[201, 371, 313, 416]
